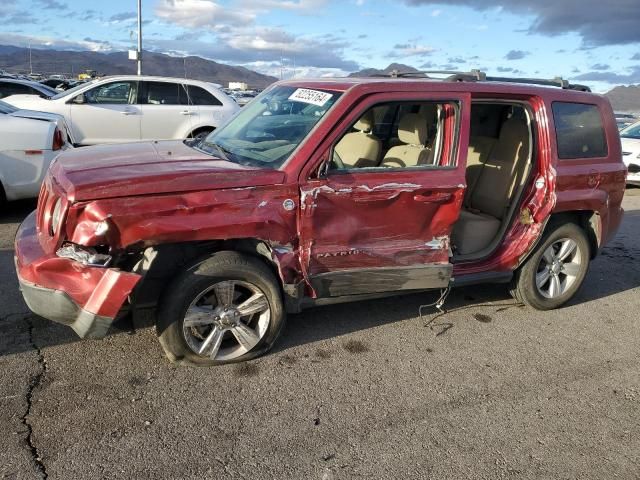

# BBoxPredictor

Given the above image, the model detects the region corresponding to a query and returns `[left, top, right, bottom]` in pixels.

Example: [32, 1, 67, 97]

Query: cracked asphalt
[1, 191, 640, 480]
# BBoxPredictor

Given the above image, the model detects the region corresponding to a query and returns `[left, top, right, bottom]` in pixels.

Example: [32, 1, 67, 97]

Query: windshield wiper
[201, 141, 234, 162]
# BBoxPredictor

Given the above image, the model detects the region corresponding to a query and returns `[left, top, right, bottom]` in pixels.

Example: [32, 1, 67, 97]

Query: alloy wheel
[182, 280, 271, 361]
[535, 238, 582, 299]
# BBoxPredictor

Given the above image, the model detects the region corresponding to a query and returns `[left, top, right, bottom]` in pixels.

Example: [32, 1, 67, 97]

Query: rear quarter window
[187, 85, 223, 106]
[552, 102, 608, 159]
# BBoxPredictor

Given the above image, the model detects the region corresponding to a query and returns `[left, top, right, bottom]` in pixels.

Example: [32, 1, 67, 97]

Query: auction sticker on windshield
[288, 88, 333, 107]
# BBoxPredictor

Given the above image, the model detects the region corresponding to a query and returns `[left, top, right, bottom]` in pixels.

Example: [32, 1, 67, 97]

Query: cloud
[0, 32, 112, 52]
[572, 65, 640, 84]
[403, 0, 640, 46]
[108, 12, 137, 23]
[387, 43, 435, 58]
[156, 0, 254, 28]
[236, 0, 328, 12]
[632, 53, 640, 60]
[148, 32, 359, 71]
[590, 63, 610, 71]
[505, 49, 529, 60]
[448, 57, 466, 64]
[34, 0, 67, 9]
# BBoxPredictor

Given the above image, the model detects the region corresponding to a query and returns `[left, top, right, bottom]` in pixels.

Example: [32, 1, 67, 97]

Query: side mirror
[72, 93, 86, 104]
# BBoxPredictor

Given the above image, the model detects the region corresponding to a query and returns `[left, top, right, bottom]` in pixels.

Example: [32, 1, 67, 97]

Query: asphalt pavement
[1, 191, 639, 479]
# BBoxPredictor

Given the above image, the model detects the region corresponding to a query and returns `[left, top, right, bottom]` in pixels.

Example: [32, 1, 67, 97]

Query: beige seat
[334, 111, 381, 168]
[464, 136, 497, 207]
[381, 113, 433, 168]
[452, 117, 530, 255]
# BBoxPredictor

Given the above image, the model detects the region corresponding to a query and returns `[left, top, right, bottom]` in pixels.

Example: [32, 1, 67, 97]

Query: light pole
[137, 0, 142, 75]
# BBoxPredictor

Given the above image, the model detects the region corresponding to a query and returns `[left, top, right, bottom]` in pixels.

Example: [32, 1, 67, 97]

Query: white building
[228, 82, 249, 91]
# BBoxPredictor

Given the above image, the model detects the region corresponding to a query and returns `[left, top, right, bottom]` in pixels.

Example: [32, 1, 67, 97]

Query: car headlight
[56, 243, 112, 267]
[50, 198, 62, 236]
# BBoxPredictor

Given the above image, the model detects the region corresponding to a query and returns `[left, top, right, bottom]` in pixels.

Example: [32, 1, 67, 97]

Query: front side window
[198, 85, 341, 168]
[187, 85, 222, 106]
[552, 102, 608, 159]
[143, 81, 187, 105]
[330, 101, 458, 171]
[85, 81, 137, 105]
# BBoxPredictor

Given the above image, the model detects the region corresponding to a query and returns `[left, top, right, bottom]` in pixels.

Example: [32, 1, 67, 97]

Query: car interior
[331, 100, 534, 260]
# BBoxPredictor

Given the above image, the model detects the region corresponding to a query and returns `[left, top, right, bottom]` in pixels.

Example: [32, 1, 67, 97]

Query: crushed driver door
[299, 92, 470, 298]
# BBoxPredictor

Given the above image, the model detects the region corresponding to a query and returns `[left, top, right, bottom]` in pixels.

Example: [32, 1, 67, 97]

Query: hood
[621, 137, 640, 167]
[2, 94, 49, 109]
[50, 140, 285, 201]
[11, 108, 62, 122]
[10, 108, 74, 144]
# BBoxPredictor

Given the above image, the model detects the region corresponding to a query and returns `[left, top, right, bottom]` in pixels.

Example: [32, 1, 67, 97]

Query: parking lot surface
[1, 191, 639, 480]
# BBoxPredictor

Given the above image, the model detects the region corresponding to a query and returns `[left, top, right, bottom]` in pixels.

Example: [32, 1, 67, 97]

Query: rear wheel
[511, 223, 590, 310]
[156, 251, 285, 366]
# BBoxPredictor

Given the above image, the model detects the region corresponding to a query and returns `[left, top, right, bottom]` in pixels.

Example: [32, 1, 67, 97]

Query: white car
[4, 75, 240, 146]
[620, 120, 640, 186]
[0, 101, 72, 203]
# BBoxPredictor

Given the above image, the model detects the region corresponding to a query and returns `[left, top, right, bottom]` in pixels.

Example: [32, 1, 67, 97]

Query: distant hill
[605, 85, 640, 113]
[349, 63, 420, 77]
[0, 46, 277, 89]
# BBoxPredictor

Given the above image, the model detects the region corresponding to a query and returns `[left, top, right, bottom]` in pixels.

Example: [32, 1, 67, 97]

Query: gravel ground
[1, 191, 639, 480]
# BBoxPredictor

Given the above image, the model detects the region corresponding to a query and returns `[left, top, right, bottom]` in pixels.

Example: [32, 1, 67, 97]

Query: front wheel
[156, 251, 285, 366]
[511, 223, 591, 310]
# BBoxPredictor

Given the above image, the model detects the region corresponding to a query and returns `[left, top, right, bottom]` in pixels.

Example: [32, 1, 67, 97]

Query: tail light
[52, 127, 64, 151]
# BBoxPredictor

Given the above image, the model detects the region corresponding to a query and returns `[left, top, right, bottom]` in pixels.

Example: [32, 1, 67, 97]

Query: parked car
[615, 112, 637, 130]
[0, 79, 57, 100]
[620, 120, 640, 185]
[4, 75, 239, 146]
[15, 73, 625, 366]
[230, 91, 257, 106]
[40, 78, 79, 91]
[0, 100, 72, 205]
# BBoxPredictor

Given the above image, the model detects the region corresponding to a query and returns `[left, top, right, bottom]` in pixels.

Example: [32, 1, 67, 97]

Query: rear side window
[143, 81, 188, 105]
[186, 85, 222, 106]
[0, 83, 29, 98]
[552, 102, 608, 159]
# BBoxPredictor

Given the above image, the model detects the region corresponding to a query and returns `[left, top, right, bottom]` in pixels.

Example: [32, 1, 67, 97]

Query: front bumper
[14, 210, 141, 339]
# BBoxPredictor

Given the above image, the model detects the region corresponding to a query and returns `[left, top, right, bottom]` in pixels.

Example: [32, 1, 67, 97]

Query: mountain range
[0, 45, 277, 89]
[2, 50, 639, 112]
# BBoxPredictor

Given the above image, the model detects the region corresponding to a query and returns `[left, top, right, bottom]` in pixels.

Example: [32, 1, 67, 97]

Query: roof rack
[384, 69, 591, 92]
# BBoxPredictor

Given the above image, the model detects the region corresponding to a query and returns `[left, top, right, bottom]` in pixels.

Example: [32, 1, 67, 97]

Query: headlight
[50, 198, 62, 236]
[56, 243, 112, 267]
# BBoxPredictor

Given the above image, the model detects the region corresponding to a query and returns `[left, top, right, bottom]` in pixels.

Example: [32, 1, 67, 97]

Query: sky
[1, 0, 639, 92]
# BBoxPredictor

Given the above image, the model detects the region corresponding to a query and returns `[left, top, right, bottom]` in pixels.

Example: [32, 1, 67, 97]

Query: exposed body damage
[14, 76, 626, 357]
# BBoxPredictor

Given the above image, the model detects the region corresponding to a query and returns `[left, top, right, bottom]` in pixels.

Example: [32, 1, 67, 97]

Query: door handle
[180, 110, 194, 116]
[413, 192, 452, 203]
[121, 110, 136, 115]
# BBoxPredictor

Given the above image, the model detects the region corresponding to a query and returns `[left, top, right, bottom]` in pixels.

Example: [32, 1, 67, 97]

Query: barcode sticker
[288, 88, 333, 107]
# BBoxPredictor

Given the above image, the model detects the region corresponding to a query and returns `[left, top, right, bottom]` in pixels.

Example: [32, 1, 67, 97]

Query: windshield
[38, 83, 58, 97]
[620, 121, 640, 139]
[0, 100, 17, 114]
[51, 80, 96, 100]
[197, 85, 342, 168]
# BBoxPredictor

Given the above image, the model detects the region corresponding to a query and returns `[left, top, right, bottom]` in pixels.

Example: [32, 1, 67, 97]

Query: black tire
[156, 251, 285, 366]
[510, 222, 591, 310]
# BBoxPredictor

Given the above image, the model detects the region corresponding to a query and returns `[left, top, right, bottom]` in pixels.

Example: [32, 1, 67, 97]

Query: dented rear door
[299, 91, 470, 298]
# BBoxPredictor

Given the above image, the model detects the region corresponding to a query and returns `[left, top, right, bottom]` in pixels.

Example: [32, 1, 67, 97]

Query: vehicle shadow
[0, 199, 37, 225]
[0, 208, 638, 359]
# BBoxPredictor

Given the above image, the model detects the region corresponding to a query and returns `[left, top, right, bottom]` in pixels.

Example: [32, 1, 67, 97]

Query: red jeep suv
[15, 72, 626, 365]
